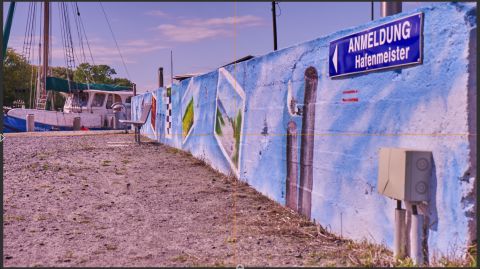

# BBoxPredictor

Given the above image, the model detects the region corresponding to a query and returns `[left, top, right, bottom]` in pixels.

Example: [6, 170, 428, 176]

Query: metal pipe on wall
[380, 2, 402, 18]
[410, 213, 424, 265]
[394, 208, 407, 258]
[286, 120, 298, 211]
[298, 66, 318, 220]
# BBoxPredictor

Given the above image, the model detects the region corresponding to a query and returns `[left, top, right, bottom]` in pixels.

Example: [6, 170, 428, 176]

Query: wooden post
[73, 117, 81, 131]
[26, 114, 35, 132]
[298, 66, 318, 220]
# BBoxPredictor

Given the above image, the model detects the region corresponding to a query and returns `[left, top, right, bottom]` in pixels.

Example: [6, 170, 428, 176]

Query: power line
[99, 2, 131, 81]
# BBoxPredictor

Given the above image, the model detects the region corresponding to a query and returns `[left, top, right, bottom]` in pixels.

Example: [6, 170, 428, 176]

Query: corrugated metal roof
[173, 55, 255, 82]
[220, 55, 255, 68]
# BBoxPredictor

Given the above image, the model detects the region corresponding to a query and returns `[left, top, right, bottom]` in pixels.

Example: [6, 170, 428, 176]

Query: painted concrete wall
[132, 2, 476, 261]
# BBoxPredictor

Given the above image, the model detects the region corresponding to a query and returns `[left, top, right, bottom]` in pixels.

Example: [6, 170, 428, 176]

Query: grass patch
[38, 155, 47, 159]
[121, 160, 132, 164]
[39, 185, 50, 188]
[115, 172, 123, 175]
[167, 147, 179, 154]
[106, 245, 116, 250]
[78, 220, 91, 223]
[35, 215, 46, 221]
[75, 258, 85, 264]
[77, 161, 83, 164]
[172, 254, 187, 262]
[64, 253, 75, 258]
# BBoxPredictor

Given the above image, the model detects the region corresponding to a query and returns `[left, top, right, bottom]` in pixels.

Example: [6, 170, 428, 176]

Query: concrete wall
[132, 2, 476, 261]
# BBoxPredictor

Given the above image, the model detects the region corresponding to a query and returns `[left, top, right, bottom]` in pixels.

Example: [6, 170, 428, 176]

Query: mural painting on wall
[214, 68, 246, 176]
[285, 66, 318, 220]
[164, 87, 172, 139]
[182, 78, 195, 143]
[151, 94, 157, 132]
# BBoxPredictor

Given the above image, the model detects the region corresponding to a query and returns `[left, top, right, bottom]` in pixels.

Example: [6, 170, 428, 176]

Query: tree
[3, 47, 35, 107]
[50, 66, 74, 81]
[73, 63, 132, 86]
[3, 49, 132, 109]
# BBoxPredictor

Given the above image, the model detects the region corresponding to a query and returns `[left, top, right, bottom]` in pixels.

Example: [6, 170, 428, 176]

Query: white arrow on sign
[332, 45, 338, 73]
[0, 134, 4, 142]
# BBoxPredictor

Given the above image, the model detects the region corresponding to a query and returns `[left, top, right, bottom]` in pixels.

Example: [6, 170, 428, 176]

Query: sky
[3, 2, 438, 93]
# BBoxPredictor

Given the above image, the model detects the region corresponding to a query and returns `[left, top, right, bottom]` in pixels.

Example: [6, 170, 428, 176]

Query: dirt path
[3, 131, 393, 267]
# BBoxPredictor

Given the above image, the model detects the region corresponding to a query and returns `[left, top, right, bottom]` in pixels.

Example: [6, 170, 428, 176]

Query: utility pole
[271, 2, 277, 51]
[158, 67, 164, 88]
[371, 2, 374, 21]
[380, 2, 402, 18]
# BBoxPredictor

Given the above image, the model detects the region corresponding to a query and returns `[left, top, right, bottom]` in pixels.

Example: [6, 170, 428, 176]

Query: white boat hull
[7, 109, 103, 128]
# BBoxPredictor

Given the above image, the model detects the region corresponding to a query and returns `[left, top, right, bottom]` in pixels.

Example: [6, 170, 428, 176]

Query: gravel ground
[3, 131, 393, 267]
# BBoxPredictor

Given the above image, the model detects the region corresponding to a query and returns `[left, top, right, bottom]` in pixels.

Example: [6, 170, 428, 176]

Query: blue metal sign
[329, 13, 423, 78]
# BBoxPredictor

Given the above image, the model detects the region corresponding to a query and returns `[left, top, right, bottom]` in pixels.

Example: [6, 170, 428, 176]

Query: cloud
[153, 24, 232, 42]
[146, 10, 168, 16]
[121, 39, 154, 46]
[181, 15, 264, 28]
[7, 34, 170, 67]
[145, 10, 172, 19]
[151, 14, 264, 42]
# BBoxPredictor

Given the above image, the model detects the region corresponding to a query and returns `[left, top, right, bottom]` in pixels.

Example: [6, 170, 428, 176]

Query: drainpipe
[286, 121, 298, 211]
[298, 66, 318, 220]
[380, 2, 402, 18]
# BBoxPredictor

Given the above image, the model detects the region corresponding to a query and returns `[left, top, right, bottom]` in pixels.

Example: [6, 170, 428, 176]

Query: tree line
[3, 47, 133, 108]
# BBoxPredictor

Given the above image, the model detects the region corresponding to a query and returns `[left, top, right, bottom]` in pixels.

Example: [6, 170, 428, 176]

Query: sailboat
[3, 2, 134, 133]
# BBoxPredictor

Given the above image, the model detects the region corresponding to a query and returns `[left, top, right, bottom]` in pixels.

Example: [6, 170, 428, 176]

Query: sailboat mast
[43, 2, 50, 109]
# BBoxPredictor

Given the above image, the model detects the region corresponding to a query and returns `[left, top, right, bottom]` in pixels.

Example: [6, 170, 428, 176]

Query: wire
[76, 2, 95, 67]
[276, 2, 281, 17]
[99, 2, 131, 81]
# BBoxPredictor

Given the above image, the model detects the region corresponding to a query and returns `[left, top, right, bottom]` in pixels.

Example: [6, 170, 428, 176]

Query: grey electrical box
[378, 147, 432, 202]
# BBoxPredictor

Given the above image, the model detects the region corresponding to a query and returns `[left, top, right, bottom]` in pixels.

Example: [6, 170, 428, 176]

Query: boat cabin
[62, 90, 133, 126]
[63, 90, 131, 112]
